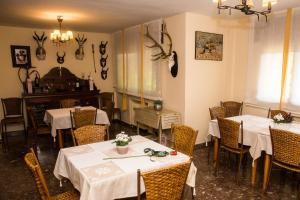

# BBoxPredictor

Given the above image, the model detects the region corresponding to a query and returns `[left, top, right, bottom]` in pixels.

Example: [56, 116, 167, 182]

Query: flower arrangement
[113, 132, 132, 146]
[273, 113, 293, 123]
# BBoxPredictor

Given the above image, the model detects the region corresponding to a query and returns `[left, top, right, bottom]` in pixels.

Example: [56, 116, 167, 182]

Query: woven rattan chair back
[220, 101, 243, 117]
[137, 159, 192, 200]
[60, 99, 80, 108]
[72, 125, 106, 145]
[1, 97, 23, 117]
[71, 109, 97, 129]
[217, 118, 243, 149]
[209, 106, 226, 120]
[267, 109, 289, 119]
[171, 124, 198, 157]
[269, 127, 300, 167]
[24, 148, 51, 200]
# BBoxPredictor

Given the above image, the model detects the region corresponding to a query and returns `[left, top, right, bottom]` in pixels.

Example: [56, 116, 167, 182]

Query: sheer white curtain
[114, 19, 162, 99]
[245, 12, 286, 108]
[246, 8, 300, 112]
[283, 8, 300, 111]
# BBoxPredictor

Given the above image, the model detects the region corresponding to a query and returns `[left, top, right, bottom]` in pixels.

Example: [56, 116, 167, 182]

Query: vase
[116, 145, 129, 155]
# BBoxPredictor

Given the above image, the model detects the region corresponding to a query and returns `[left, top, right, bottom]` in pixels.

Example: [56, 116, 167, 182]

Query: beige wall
[163, 13, 251, 144]
[0, 26, 114, 120]
[162, 13, 187, 121]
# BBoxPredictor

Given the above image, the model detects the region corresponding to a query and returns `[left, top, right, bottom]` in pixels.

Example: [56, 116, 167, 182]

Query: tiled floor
[0, 121, 299, 200]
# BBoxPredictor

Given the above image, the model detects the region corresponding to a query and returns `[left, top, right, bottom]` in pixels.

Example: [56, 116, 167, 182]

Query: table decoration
[273, 113, 293, 123]
[113, 132, 132, 154]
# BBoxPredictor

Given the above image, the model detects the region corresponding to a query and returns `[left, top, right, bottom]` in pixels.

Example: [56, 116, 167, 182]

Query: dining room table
[208, 114, 300, 191]
[53, 135, 197, 200]
[44, 106, 110, 148]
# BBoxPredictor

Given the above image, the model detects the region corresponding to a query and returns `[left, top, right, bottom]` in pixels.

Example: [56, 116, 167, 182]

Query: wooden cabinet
[23, 67, 100, 127]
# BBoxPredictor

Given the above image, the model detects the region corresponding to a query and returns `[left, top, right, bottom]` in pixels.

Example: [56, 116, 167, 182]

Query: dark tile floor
[0, 121, 299, 200]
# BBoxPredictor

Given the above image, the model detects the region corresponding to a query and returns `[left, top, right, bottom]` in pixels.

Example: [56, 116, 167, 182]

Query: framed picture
[195, 31, 223, 61]
[10, 45, 32, 68]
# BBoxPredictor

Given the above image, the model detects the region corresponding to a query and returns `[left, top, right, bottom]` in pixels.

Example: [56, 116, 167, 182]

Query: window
[113, 20, 161, 100]
[246, 8, 300, 112]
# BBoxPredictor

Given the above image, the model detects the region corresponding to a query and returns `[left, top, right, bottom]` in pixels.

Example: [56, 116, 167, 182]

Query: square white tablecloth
[53, 135, 197, 200]
[208, 115, 300, 163]
[43, 106, 110, 138]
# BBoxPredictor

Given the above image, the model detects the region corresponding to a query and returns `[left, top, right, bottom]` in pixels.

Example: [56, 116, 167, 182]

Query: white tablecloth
[43, 106, 110, 138]
[53, 135, 197, 200]
[208, 115, 300, 162]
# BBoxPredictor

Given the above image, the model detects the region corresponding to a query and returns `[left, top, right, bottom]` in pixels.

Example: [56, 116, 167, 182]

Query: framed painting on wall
[195, 31, 223, 61]
[10, 45, 32, 68]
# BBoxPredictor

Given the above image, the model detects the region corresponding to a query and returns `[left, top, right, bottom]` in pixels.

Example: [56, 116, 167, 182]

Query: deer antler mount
[33, 31, 47, 60]
[144, 22, 172, 61]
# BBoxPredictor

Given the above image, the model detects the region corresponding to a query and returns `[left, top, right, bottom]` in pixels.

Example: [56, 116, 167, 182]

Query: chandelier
[50, 16, 73, 45]
[214, 0, 277, 22]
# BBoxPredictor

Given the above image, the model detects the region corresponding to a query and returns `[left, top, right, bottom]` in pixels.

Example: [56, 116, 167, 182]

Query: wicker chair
[207, 106, 226, 164]
[137, 159, 192, 200]
[171, 124, 198, 157]
[70, 109, 97, 129]
[266, 127, 300, 189]
[1, 97, 26, 152]
[267, 108, 289, 119]
[100, 92, 121, 121]
[216, 117, 249, 183]
[71, 125, 107, 146]
[220, 101, 243, 117]
[26, 107, 51, 152]
[209, 106, 226, 120]
[60, 99, 80, 108]
[24, 148, 79, 200]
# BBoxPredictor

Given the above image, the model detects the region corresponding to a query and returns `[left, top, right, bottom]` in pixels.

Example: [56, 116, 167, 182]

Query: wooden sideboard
[23, 67, 100, 128]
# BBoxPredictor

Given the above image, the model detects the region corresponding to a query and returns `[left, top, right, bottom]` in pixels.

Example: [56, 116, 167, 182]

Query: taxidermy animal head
[100, 55, 108, 67]
[168, 51, 178, 78]
[99, 41, 108, 55]
[75, 34, 87, 60]
[57, 52, 65, 64]
[32, 31, 47, 60]
[101, 68, 109, 80]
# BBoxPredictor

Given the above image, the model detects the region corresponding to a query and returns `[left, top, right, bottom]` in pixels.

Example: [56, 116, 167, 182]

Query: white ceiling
[0, 0, 299, 33]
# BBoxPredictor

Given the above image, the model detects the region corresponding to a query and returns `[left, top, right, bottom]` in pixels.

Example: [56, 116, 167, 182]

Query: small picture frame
[10, 45, 32, 68]
[195, 31, 223, 61]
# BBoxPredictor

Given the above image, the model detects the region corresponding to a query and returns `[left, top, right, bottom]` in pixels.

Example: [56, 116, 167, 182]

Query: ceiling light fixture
[213, 0, 277, 22]
[50, 16, 73, 45]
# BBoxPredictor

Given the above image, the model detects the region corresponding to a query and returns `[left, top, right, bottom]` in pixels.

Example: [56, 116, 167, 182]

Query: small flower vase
[116, 145, 129, 155]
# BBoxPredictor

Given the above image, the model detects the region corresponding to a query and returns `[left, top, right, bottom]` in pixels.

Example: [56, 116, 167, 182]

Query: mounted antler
[144, 22, 172, 61]
[75, 34, 87, 60]
[33, 31, 47, 60]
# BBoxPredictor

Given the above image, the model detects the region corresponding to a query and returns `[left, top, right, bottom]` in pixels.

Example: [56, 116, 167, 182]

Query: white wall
[162, 13, 187, 121]
[0, 26, 114, 120]
[164, 13, 251, 144]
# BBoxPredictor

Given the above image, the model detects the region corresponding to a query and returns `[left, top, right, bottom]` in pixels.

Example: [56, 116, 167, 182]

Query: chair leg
[4, 124, 8, 151]
[215, 147, 220, 176]
[207, 137, 211, 165]
[236, 153, 243, 184]
[1, 123, 6, 152]
[265, 162, 273, 191]
[23, 122, 28, 145]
